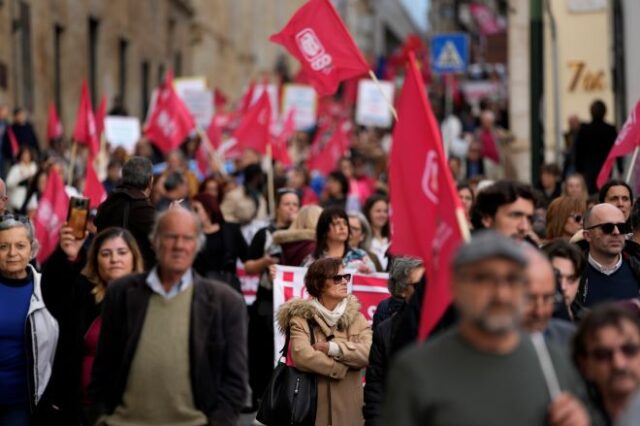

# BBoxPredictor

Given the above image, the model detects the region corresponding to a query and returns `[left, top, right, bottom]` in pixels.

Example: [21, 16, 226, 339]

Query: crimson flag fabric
[214, 88, 228, 109]
[47, 103, 63, 140]
[478, 128, 500, 163]
[73, 81, 100, 157]
[7, 128, 19, 158]
[307, 121, 350, 175]
[35, 168, 70, 264]
[272, 109, 295, 166]
[597, 100, 640, 188]
[389, 53, 468, 339]
[144, 71, 195, 155]
[95, 96, 107, 139]
[239, 81, 256, 114]
[270, 0, 369, 96]
[232, 90, 271, 155]
[84, 160, 106, 209]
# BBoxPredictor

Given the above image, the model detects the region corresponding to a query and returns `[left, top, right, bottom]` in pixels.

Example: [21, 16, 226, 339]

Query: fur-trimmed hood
[277, 294, 361, 333]
[272, 228, 316, 244]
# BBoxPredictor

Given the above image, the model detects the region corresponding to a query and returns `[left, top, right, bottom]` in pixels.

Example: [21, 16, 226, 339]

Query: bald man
[89, 207, 248, 426]
[523, 247, 575, 348]
[577, 203, 640, 307]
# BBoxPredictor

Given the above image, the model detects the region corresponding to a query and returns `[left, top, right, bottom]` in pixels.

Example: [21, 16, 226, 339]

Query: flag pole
[266, 143, 276, 218]
[625, 146, 640, 184]
[67, 141, 77, 185]
[368, 70, 398, 122]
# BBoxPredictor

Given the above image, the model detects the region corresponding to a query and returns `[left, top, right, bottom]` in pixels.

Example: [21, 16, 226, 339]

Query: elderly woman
[0, 214, 58, 425]
[303, 207, 376, 273]
[40, 226, 144, 424]
[347, 211, 383, 272]
[277, 257, 372, 426]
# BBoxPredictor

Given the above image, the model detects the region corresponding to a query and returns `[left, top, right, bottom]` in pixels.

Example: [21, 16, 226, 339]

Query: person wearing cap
[576, 204, 640, 308]
[382, 231, 590, 426]
[470, 180, 538, 242]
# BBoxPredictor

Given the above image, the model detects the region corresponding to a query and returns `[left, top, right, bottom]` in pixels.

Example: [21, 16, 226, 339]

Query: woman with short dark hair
[276, 257, 372, 425]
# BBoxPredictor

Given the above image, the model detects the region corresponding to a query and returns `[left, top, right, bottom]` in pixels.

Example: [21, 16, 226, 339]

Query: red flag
[84, 160, 106, 209]
[214, 88, 228, 109]
[34, 168, 70, 264]
[307, 121, 350, 175]
[95, 96, 107, 139]
[272, 109, 295, 166]
[239, 81, 256, 114]
[478, 128, 500, 163]
[270, 0, 369, 96]
[6, 127, 19, 158]
[144, 70, 195, 155]
[389, 53, 469, 339]
[47, 103, 63, 140]
[597, 100, 640, 188]
[232, 90, 271, 154]
[73, 80, 100, 157]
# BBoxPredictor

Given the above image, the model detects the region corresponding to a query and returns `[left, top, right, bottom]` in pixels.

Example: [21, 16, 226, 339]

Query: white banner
[282, 84, 318, 130]
[174, 76, 214, 129]
[104, 116, 141, 153]
[272, 265, 389, 364]
[355, 79, 395, 128]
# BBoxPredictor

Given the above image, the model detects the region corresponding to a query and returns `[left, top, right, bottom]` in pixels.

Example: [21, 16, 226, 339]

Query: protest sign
[105, 116, 141, 153]
[282, 84, 318, 130]
[272, 265, 389, 364]
[174, 76, 214, 129]
[355, 79, 395, 128]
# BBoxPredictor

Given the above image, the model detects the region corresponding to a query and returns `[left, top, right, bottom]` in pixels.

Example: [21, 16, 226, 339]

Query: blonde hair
[289, 205, 323, 231]
[82, 227, 145, 303]
[545, 196, 586, 240]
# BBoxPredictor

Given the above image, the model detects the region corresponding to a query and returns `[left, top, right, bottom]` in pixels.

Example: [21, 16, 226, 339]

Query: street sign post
[430, 33, 469, 74]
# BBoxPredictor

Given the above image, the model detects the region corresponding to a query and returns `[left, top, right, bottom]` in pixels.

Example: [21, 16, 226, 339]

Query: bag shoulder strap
[281, 317, 316, 356]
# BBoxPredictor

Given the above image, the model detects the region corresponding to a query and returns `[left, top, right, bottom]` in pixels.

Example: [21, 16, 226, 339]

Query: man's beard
[471, 301, 523, 335]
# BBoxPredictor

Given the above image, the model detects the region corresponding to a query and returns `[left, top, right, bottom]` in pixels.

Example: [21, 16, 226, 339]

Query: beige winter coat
[277, 295, 372, 426]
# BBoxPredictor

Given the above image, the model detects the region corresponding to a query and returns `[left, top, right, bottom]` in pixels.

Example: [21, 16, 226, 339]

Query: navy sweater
[583, 261, 639, 307]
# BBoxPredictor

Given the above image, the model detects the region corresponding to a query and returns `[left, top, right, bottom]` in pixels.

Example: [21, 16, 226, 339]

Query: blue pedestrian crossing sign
[430, 33, 469, 74]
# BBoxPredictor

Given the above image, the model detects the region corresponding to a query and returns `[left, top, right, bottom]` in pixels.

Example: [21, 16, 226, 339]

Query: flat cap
[453, 230, 528, 269]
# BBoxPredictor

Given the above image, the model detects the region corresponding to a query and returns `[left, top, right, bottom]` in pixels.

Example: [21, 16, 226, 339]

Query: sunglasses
[585, 222, 630, 234]
[330, 273, 351, 284]
[589, 343, 640, 363]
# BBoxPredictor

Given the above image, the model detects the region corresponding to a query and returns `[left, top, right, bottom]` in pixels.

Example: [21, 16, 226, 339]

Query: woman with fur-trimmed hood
[276, 257, 372, 426]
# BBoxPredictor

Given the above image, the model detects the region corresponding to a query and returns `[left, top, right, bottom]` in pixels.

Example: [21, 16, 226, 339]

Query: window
[88, 17, 100, 107]
[118, 38, 128, 101]
[141, 61, 150, 118]
[19, 1, 33, 110]
[53, 25, 64, 116]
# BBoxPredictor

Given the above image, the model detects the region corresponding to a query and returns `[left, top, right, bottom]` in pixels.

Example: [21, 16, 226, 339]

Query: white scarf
[311, 297, 348, 327]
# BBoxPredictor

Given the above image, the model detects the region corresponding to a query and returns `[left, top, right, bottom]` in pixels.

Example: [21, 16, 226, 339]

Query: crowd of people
[0, 87, 640, 426]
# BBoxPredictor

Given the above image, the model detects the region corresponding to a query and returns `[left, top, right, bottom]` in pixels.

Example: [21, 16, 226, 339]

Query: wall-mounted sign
[567, 60, 606, 92]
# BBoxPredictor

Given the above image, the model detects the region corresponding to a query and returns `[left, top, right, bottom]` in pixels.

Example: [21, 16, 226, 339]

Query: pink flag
[470, 2, 502, 35]
[84, 161, 106, 209]
[389, 53, 469, 339]
[232, 90, 272, 155]
[144, 70, 196, 154]
[72, 80, 100, 157]
[272, 109, 296, 166]
[35, 168, 70, 264]
[47, 103, 63, 141]
[270, 0, 369, 96]
[597, 100, 640, 188]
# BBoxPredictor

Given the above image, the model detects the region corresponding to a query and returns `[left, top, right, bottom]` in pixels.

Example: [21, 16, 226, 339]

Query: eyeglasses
[329, 273, 351, 284]
[585, 222, 630, 235]
[588, 343, 640, 363]
[464, 272, 526, 288]
[570, 214, 583, 223]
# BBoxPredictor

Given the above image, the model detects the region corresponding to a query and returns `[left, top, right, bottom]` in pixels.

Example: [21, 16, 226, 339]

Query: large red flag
[95, 96, 107, 139]
[389, 53, 470, 339]
[47, 103, 63, 140]
[35, 168, 70, 264]
[73, 81, 100, 157]
[597, 99, 640, 188]
[270, 0, 369, 96]
[239, 81, 256, 114]
[232, 90, 271, 154]
[144, 70, 195, 155]
[272, 109, 295, 166]
[6, 127, 19, 158]
[84, 160, 106, 209]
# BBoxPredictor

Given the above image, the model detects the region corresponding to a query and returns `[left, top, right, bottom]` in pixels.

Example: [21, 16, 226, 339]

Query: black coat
[88, 272, 248, 426]
[94, 186, 156, 270]
[574, 120, 618, 194]
[2, 122, 40, 161]
[363, 315, 394, 426]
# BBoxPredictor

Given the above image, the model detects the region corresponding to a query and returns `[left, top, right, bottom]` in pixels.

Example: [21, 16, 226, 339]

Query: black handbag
[256, 319, 318, 426]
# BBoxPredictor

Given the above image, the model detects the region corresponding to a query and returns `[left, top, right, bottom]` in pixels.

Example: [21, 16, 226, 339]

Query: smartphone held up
[67, 197, 90, 240]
